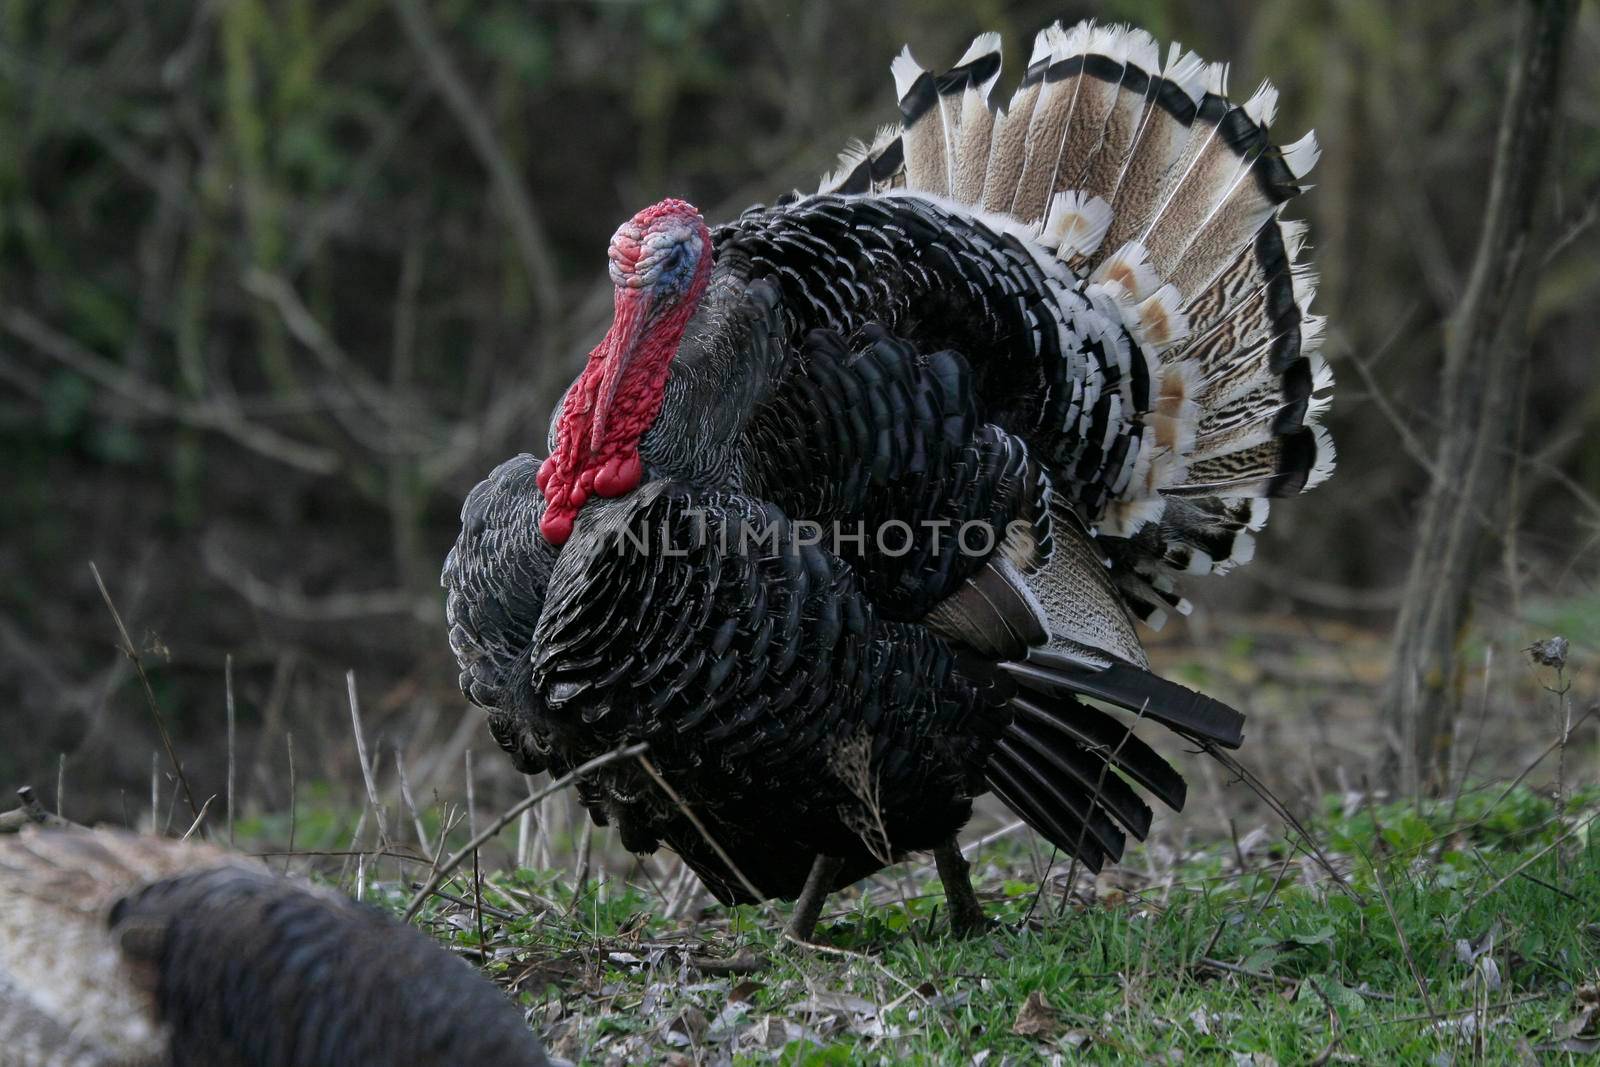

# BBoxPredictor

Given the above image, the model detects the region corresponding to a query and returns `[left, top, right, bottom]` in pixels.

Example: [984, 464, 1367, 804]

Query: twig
[1306, 978, 1344, 1067]
[417, 884, 520, 923]
[1195, 957, 1295, 987]
[180, 795, 216, 841]
[387, 0, 559, 341]
[395, 748, 432, 856]
[780, 932, 927, 1002]
[203, 536, 423, 622]
[5, 309, 340, 475]
[346, 671, 392, 849]
[0, 786, 78, 833]
[472, 847, 490, 965]
[225, 654, 236, 847]
[573, 819, 594, 899]
[464, 748, 477, 839]
[960, 818, 1027, 859]
[285, 731, 297, 875]
[90, 562, 201, 823]
[687, 951, 769, 975]
[1461, 807, 1600, 914]
[1363, 842, 1436, 1017]
[1208, 747, 1366, 904]
[1348, 991, 1550, 1031]
[254, 847, 430, 863]
[242, 269, 410, 425]
[633, 753, 770, 910]
[402, 741, 648, 922]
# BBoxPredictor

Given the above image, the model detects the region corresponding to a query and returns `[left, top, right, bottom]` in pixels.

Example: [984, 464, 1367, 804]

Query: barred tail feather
[818, 18, 1332, 633]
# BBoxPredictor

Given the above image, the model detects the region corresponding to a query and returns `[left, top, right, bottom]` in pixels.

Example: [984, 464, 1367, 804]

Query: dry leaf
[1012, 990, 1061, 1038]
[667, 1005, 708, 1042]
[728, 979, 763, 1003]
[1060, 1029, 1093, 1050]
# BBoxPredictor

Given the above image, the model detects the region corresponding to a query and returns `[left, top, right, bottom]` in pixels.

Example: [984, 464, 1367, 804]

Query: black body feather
[444, 20, 1331, 916]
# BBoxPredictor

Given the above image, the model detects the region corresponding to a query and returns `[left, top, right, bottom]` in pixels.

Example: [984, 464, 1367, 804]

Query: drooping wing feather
[442, 453, 560, 772]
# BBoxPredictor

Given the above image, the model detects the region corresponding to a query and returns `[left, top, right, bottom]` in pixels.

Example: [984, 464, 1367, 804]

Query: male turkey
[445, 21, 1329, 939]
[0, 828, 548, 1066]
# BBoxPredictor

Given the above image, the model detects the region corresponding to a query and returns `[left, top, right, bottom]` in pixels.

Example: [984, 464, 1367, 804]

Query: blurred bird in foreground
[0, 827, 549, 1067]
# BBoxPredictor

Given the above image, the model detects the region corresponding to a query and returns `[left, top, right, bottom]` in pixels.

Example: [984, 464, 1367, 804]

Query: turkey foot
[934, 838, 987, 937]
[787, 853, 844, 942]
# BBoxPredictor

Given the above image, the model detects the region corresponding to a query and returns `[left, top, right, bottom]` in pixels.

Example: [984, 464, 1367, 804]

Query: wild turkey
[0, 828, 549, 1067]
[444, 20, 1329, 939]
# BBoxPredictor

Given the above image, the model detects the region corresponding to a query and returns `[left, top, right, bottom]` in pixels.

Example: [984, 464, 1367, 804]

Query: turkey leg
[787, 853, 843, 942]
[934, 838, 987, 937]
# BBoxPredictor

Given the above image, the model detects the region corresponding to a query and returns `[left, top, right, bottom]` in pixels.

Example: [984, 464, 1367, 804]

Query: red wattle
[534, 198, 712, 545]
[540, 507, 575, 544]
[592, 452, 642, 497]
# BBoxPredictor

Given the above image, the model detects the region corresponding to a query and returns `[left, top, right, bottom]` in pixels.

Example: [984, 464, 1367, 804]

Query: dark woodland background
[2, 0, 1598, 828]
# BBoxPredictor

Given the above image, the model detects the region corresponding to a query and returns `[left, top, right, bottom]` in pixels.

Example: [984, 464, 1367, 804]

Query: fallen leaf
[1535, 1036, 1600, 1054]
[789, 991, 877, 1017]
[1060, 1029, 1093, 1050]
[1012, 990, 1061, 1038]
[667, 1006, 707, 1042]
[728, 979, 763, 1003]
[706, 1001, 750, 1041]
[1551, 1003, 1597, 1042]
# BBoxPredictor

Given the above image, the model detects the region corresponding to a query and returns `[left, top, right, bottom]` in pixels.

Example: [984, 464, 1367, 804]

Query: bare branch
[4, 309, 341, 475]
[388, 0, 559, 334]
[89, 562, 202, 824]
[401, 741, 649, 923]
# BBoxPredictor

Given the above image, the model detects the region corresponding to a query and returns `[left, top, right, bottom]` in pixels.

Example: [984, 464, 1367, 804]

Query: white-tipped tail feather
[817, 18, 1331, 643]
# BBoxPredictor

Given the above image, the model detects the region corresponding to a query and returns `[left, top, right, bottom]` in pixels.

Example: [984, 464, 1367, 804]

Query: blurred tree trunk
[1382, 0, 1577, 793]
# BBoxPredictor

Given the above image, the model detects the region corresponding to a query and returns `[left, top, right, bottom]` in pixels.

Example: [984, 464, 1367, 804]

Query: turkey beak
[587, 291, 654, 456]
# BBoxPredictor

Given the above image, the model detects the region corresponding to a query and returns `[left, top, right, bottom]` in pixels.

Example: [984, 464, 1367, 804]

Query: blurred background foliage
[1, 0, 1597, 823]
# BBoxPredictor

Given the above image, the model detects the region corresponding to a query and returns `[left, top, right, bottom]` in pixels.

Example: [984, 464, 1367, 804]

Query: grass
[345, 782, 1600, 1065]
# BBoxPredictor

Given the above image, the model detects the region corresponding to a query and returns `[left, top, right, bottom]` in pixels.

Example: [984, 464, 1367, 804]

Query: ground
[17, 605, 1600, 1064]
[329, 780, 1600, 1066]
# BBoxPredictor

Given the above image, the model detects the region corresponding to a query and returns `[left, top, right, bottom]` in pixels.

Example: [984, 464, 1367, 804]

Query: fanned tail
[819, 19, 1332, 633]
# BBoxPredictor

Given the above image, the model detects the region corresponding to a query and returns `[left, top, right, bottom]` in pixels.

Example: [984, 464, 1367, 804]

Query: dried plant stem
[285, 731, 297, 875]
[573, 820, 594, 898]
[402, 741, 648, 922]
[395, 748, 432, 856]
[634, 753, 769, 911]
[345, 671, 391, 849]
[91, 562, 202, 823]
[225, 653, 237, 847]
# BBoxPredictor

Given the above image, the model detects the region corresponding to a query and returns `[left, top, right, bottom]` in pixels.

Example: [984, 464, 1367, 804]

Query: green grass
[369, 784, 1600, 1064]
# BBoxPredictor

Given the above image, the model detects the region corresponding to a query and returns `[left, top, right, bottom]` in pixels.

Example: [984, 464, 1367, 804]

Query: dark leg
[787, 853, 844, 942]
[934, 838, 987, 937]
